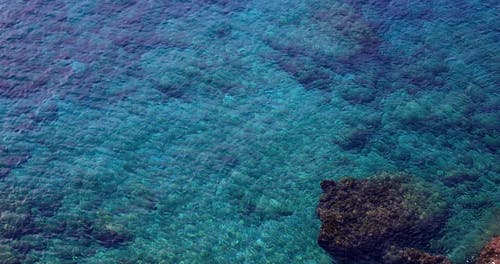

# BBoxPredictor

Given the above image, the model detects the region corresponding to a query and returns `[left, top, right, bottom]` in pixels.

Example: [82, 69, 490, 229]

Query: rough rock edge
[476, 236, 500, 264]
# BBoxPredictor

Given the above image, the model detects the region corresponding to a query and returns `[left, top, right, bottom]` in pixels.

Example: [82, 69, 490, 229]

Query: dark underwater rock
[0, 154, 31, 168]
[91, 223, 133, 248]
[383, 247, 452, 264]
[29, 191, 63, 217]
[155, 80, 187, 99]
[476, 236, 500, 264]
[333, 125, 372, 151]
[338, 85, 376, 104]
[208, 22, 233, 38]
[0, 244, 21, 264]
[482, 134, 500, 152]
[0, 168, 11, 178]
[0, 148, 31, 178]
[31, 103, 59, 123]
[440, 171, 480, 187]
[0, 212, 33, 239]
[317, 174, 448, 263]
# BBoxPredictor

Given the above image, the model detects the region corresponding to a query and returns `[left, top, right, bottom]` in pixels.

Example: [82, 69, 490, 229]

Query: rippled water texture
[0, 0, 498, 263]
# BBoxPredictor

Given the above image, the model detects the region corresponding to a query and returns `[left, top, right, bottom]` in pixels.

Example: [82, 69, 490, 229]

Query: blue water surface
[0, 0, 498, 263]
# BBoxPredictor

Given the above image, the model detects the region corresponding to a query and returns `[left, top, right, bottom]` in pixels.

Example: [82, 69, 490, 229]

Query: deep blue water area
[0, 0, 498, 263]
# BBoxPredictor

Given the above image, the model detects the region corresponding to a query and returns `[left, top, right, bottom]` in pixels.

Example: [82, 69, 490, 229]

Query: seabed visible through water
[0, 0, 498, 263]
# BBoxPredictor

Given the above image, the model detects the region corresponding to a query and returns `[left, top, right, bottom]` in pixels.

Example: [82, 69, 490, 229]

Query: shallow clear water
[0, 0, 498, 263]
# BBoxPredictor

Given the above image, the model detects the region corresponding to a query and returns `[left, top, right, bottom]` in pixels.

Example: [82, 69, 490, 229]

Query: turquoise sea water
[0, 0, 498, 263]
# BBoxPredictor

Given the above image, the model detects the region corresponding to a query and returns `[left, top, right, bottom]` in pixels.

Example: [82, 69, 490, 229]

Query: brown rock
[383, 247, 452, 264]
[317, 174, 448, 263]
[476, 236, 500, 264]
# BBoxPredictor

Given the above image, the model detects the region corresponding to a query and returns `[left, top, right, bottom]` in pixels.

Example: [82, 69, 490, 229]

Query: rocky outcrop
[476, 236, 500, 264]
[383, 247, 452, 264]
[317, 174, 449, 263]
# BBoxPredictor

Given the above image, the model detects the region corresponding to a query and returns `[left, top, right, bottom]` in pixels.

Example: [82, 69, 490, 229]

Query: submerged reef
[383, 247, 451, 264]
[476, 236, 500, 264]
[0, 146, 30, 179]
[317, 173, 450, 263]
